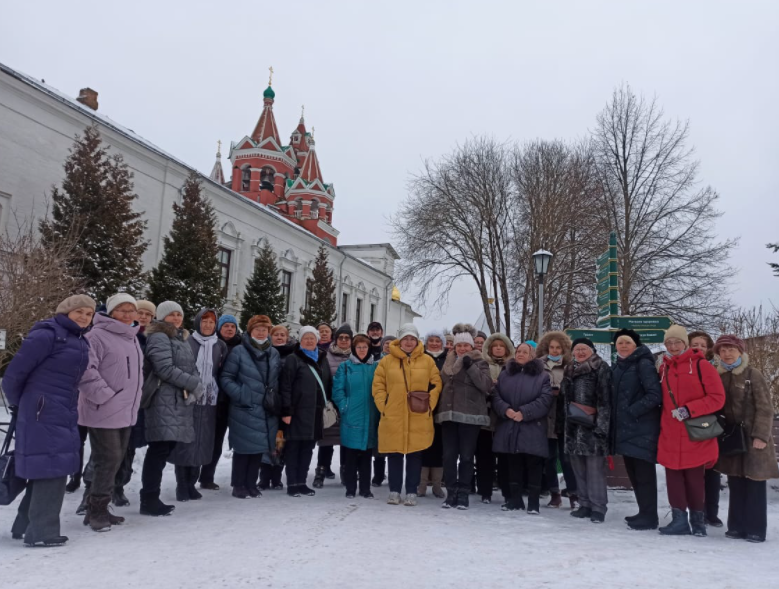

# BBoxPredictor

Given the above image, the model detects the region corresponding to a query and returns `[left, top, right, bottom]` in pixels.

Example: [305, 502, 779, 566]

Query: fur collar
[146, 321, 189, 340]
[506, 357, 544, 376]
[535, 330, 572, 363]
[565, 353, 603, 378]
[482, 333, 515, 365]
[442, 348, 483, 376]
[717, 352, 750, 375]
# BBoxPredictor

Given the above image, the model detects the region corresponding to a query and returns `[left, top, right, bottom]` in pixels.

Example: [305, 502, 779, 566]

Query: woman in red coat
[657, 325, 725, 537]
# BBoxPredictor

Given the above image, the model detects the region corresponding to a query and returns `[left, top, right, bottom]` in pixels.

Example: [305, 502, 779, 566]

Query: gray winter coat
[560, 354, 612, 457]
[143, 321, 202, 444]
[491, 359, 552, 457]
[435, 349, 492, 427]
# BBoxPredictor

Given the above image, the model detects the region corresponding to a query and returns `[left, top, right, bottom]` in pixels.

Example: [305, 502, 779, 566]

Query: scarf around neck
[721, 356, 742, 371]
[302, 347, 319, 363]
[192, 331, 218, 405]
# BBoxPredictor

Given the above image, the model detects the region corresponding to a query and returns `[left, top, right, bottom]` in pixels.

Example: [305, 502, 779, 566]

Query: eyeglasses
[337, 335, 351, 341]
[113, 309, 138, 315]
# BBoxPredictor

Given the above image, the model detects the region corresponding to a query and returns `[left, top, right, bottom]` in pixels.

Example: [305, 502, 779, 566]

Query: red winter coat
[657, 348, 725, 470]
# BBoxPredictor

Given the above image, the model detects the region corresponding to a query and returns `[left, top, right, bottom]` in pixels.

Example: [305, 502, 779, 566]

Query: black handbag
[567, 402, 597, 428]
[260, 356, 282, 416]
[0, 414, 28, 506]
[718, 372, 752, 457]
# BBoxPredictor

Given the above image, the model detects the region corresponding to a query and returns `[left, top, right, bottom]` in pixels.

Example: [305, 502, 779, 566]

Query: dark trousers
[496, 453, 510, 499]
[387, 451, 423, 495]
[259, 463, 284, 487]
[475, 429, 495, 499]
[342, 446, 373, 495]
[544, 439, 560, 492]
[704, 468, 721, 519]
[665, 466, 705, 511]
[74, 425, 88, 477]
[727, 476, 767, 539]
[507, 453, 544, 510]
[141, 440, 176, 493]
[88, 427, 132, 497]
[231, 453, 262, 489]
[441, 422, 481, 494]
[12, 477, 67, 542]
[623, 456, 658, 521]
[373, 449, 386, 483]
[199, 398, 229, 484]
[115, 446, 136, 488]
[317, 445, 334, 469]
[286, 440, 316, 487]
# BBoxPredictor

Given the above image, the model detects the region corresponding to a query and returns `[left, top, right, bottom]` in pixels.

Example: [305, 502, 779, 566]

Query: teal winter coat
[332, 354, 379, 451]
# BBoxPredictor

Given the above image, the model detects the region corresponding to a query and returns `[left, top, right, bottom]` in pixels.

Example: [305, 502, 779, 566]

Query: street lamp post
[532, 249, 553, 344]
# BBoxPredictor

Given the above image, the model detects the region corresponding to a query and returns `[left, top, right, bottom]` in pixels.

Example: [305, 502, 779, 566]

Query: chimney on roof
[76, 88, 98, 111]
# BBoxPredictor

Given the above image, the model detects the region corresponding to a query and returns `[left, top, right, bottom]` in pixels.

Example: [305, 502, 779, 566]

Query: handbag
[0, 414, 28, 506]
[308, 365, 338, 429]
[401, 359, 430, 414]
[718, 371, 752, 456]
[260, 356, 282, 416]
[140, 364, 161, 410]
[567, 402, 597, 428]
[667, 382, 723, 442]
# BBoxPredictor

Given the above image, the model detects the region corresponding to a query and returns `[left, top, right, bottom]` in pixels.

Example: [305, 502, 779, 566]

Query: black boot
[502, 483, 525, 511]
[112, 486, 130, 507]
[456, 488, 470, 511]
[323, 466, 336, 480]
[659, 508, 691, 536]
[174, 466, 190, 502]
[628, 512, 658, 530]
[571, 506, 592, 519]
[65, 474, 81, 494]
[313, 466, 326, 489]
[689, 511, 707, 537]
[139, 490, 175, 517]
[76, 484, 90, 516]
[258, 465, 271, 491]
[442, 491, 458, 509]
[187, 467, 202, 500]
[24, 535, 69, 547]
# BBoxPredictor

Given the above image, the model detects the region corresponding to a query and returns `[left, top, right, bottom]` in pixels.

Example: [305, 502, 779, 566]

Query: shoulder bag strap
[743, 367, 753, 433]
[308, 365, 328, 405]
[400, 358, 409, 393]
[1, 413, 17, 455]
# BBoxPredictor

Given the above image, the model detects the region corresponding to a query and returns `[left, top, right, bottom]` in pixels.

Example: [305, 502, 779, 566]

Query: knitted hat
[664, 325, 689, 346]
[246, 315, 273, 335]
[613, 328, 642, 346]
[136, 300, 156, 315]
[398, 323, 419, 341]
[453, 332, 475, 348]
[445, 333, 454, 344]
[452, 323, 478, 338]
[571, 337, 596, 352]
[334, 323, 354, 340]
[299, 326, 320, 342]
[425, 328, 447, 345]
[367, 321, 383, 332]
[525, 340, 537, 349]
[105, 292, 138, 315]
[271, 325, 289, 337]
[56, 294, 96, 315]
[714, 334, 745, 354]
[476, 331, 488, 341]
[381, 335, 396, 348]
[156, 301, 183, 321]
[217, 314, 238, 332]
[316, 322, 332, 331]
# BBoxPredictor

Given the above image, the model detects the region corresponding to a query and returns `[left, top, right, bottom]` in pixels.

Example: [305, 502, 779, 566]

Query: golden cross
[268, 66, 274, 86]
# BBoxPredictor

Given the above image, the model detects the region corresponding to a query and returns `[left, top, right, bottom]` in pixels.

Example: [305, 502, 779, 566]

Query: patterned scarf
[192, 331, 218, 406]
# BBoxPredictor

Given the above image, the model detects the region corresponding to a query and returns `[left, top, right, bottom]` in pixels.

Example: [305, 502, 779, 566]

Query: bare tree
[592, 84, 737, 329]
[0, 213, 85, 372]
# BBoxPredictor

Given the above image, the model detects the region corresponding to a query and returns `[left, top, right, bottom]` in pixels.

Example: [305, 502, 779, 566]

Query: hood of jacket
[348, 352, 376, 365]
[535, 330, 572, 363]
[146, 320, 189, 340]
[90, 312, 139, 339]
[41, 313, 89, 339]
[482, 333, 515, 366]
[616, 344, 655, 366]
[193, 308, 219, 337]
[506, 357, 545, 377]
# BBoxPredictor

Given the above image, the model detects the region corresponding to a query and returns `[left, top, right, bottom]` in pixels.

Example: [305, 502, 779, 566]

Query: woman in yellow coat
[373, 323, 442, 507]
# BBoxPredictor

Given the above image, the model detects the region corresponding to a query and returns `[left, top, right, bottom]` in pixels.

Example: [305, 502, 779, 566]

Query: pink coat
[78, 314, 144, 429]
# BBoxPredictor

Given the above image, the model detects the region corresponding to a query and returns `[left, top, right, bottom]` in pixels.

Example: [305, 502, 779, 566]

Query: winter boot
[24, 536, 69, 547]
[706, 514, 723, 528]
[300, 484, 316, 496]
[65, 474, 81, 494]
[187, 468, 203, 501]
[627, 512, 658, 531]
[232, 486, 249, 499]
[625, 513, 641, 523]
[659, 508, 691, 536]
[174, 466, 190, 502]
[287, 485, 302, 498]
[546, 492, 562, 508]
[431, 467, 445, 499]
[571, 506, 592, 519]
[504, 483, 525, 511]
[313, 466, 326, 489]
[139, 490, 175, 517]
[590, 511, 606, 524]
[76, 484, 90, 516]
[417, 467, 430, 496]
[689, 511, 707, 537]
[456, 488, 470, 511]
[112, 486, 130, 507]
[442, 491, 458, 509]
[568, 494, 579, 510]
[527, 489, 541, 514]
[88, 495, 113, 532]
[323, 466, 336, 480]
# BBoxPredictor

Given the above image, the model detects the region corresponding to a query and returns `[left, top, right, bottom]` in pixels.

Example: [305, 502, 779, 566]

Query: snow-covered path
[1, 447, 778, 588]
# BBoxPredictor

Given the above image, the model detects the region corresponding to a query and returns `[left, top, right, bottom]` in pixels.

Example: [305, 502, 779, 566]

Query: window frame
[280, 270, 293, 314]
[217, 247, 232, 299]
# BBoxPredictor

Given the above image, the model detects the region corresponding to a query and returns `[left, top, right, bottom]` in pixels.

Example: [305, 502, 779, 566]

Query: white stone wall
[0, 66, 413, 335]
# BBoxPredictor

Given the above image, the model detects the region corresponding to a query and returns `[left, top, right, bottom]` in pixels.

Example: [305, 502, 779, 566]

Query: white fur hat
[453, 332, 475, 348]
[398, 323, 419, 341]
[299, 325, 320, 342]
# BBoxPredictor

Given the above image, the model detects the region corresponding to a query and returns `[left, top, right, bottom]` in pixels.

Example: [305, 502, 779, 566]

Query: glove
[192, 382, 205, 401]
[671, 406, 690, 422]
[461, 355, 473, 369]
[184, 393, 196, 406]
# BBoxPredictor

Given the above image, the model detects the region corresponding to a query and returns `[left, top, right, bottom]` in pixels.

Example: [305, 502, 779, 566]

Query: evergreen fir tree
[147, 172, 223, 323]
[299, 244, 337, 326]
[240, 243, 287, 327]
[39, 125, 148, 303]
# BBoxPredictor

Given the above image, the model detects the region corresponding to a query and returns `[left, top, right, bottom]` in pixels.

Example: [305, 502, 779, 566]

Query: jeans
[570, 455, 608, 514]
[141, 441, 176, 494]
[342, 446, 373, 495]
[12, 477, 67, 542]
[88, 427, 132, 497]
[387, 451, 423, 495]
[231, 453, 263, 489]
[665, 466, 705, 512]
[475, 429, 495, 499]
[441, 422, 481, 494]
[727, 476, 767, 539]
[286, 440, 316, 487]
[199, 395, 229, 485]
[623, 456, 658, 521]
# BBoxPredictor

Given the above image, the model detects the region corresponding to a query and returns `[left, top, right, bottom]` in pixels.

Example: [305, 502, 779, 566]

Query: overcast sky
[1, 1, 777, 336]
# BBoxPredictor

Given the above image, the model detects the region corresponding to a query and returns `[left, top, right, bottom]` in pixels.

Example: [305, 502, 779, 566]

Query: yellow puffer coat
[373, 340, 442, 455]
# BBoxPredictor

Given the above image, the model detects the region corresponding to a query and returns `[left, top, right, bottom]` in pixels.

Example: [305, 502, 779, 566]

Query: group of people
[2, 294, 777, 548]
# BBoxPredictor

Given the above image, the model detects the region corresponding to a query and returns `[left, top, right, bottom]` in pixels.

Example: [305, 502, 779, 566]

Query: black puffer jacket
[281, 345, 332, 442]
[560, 354, 612, 457]
[610, 345, 662, 463]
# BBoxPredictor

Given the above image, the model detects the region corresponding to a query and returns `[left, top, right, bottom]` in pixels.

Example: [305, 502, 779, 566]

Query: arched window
[310, 199, 320, 219]
[260, 166, 275, 189]
[241, 165, 251, 191]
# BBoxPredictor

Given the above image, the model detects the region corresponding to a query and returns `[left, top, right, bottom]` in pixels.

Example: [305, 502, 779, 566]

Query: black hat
[476, 331, 488, 340]
[334, 323, 354, 340]
[613, 328, 642, 346]
[571, 337, 596, 352]
[367, 321, 383, 332]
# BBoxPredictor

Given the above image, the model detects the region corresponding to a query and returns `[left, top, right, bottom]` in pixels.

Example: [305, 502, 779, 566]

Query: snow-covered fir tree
[239, 242, 287, 327]
[147, 172, 223, 324]
[299, 244, 337, 326]
[39, 125, 148, 303]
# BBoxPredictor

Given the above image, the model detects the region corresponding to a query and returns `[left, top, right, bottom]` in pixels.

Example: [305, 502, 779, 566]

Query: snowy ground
[1, 435, 779, 587]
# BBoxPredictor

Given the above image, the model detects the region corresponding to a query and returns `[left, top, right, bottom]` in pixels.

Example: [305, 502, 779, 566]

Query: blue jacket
[3, 314, 90, 479]
[219, 333, 280, 455]
[332, 355, 379, 451]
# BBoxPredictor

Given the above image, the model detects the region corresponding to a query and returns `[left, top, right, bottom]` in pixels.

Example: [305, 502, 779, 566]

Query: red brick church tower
[224, 69, 338, 245]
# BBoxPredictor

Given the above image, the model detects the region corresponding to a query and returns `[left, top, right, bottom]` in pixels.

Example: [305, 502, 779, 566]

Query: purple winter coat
[78, 313, 144, 429]
[491, 358, 553, 458]
[3, 314, 90, 479]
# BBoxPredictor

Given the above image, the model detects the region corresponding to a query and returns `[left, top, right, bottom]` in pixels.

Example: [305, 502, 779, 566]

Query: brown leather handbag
[401, 359, 430, 414]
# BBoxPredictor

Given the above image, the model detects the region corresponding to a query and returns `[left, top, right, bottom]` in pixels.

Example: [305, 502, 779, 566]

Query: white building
[0, 62, 420, 334]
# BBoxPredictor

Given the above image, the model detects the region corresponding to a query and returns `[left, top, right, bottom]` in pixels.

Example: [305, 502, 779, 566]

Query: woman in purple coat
[4, 295, 95, 547]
